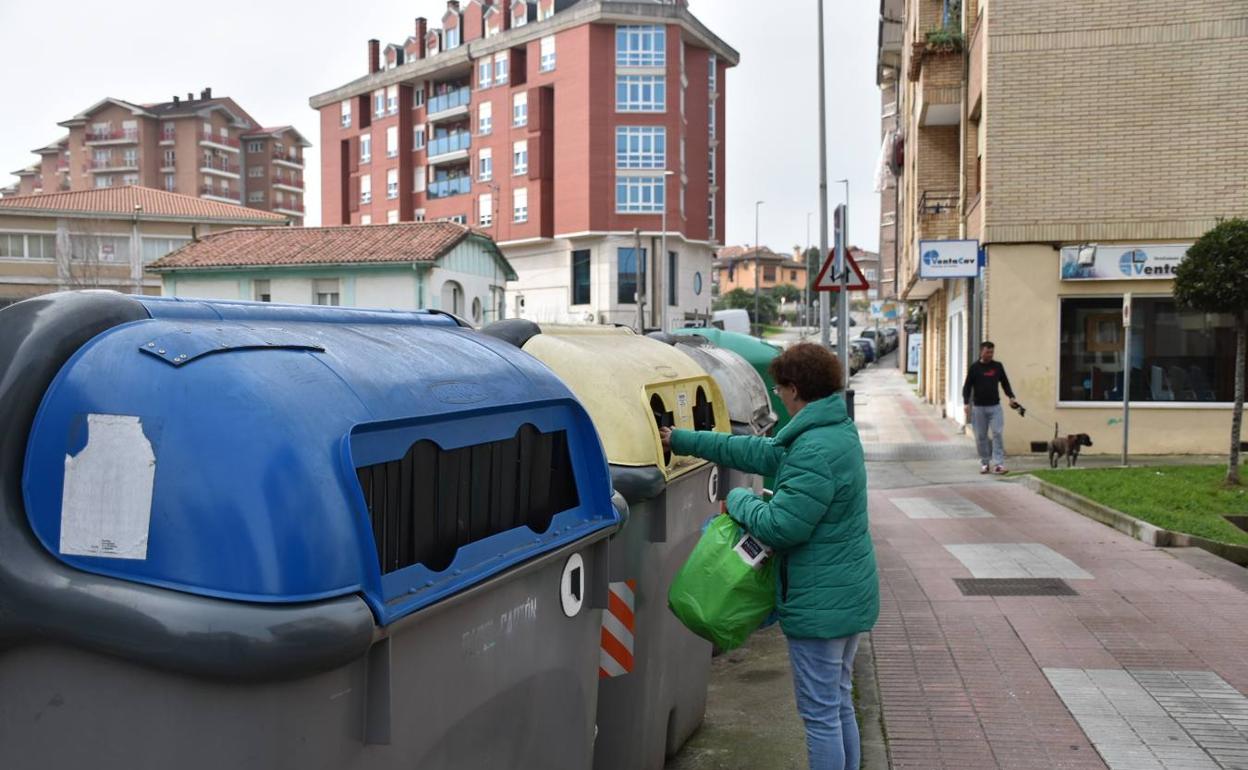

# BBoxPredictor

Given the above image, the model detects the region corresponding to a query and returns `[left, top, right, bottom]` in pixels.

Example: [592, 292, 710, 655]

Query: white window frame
[361, 173, 372, 203]
[513, 2, 527, 28]
[479, 193, 493, 227]
[414, 88, 425, 108]
[616, 25, 666, 68]
[479, 102, 493, 135]
[413, 126, 426, 150]
[540, 35, 556, 72]
[386, 126, 399, 158]
[164, 174, 176, 192]
[386, 85, 399, 115]
[387, 209, 400, 224]
[616, 75, 667, 113]
[479, 148, 493, 181]
[513, 92, 528, 127]
[446, 24, 461, 49]
[708, 53, 718, 95]
[479, 60, 492, 89]
[513, 187, 528, 223]
[313, 279, 341, 307]
[360, 134, 372, 163]
[494, 53, 509, 85]
[341, 99, 353, 127]
[361, 214, 372, 225]
[164, 149, 177, 167]
[387, 168, 399, 199]
[248, 190, 265, 203]
[373, 90, 386, 117]
[616, 175, 665, 214]
[616, 126, 666, 170]
[248, 166, 263, 178]
[513, 140, 528, 175]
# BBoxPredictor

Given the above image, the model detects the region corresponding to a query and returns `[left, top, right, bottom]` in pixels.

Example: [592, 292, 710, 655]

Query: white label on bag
[734, 533, 772, 570]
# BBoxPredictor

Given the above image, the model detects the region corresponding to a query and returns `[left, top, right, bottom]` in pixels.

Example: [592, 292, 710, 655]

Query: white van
[711, 308, 751, 335]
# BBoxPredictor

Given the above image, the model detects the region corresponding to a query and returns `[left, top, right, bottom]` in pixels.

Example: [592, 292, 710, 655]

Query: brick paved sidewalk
[856, 361, 1248, 770]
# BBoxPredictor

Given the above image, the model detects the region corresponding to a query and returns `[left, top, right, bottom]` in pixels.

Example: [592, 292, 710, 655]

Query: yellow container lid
[521, 325, 729, 479]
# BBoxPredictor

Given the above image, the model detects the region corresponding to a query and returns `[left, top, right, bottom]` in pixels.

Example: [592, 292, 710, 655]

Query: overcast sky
[0, 0, 880, 254]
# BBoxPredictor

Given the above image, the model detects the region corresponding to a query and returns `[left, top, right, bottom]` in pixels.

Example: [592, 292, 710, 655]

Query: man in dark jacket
[962, 341, 1018, 474]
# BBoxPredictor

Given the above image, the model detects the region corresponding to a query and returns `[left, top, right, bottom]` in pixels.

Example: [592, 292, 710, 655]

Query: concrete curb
[854, 632, 890, 770]
[1018, 475, 1248, 567]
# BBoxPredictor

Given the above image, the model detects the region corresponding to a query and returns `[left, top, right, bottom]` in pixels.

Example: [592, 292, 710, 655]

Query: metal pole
[1122, 292, 1132, 466]
[634, 227, 643, 332]
[817, 0, 831, 349]
[837, 180, 850, 379]
[660, 174, 668, 332]
[754, 200, 764, 337]
[805, 212, 812, 331]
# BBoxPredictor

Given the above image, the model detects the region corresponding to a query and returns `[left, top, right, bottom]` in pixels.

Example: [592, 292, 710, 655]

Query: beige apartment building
[878, 0, 1248, 456]
[0, 185, 287, 307]
[6, 89, 310, 224]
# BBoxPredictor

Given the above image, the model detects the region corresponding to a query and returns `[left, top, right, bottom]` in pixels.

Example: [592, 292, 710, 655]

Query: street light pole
[660, 170, 674, 332]
[754, 199, 764, 337]
[805, 211, 812, 331]
[817, 0, 831, 349]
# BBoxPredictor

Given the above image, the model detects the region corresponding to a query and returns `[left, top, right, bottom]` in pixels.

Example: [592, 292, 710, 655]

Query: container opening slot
[692, 386, 716, 432]
[651, 394, 674, 466]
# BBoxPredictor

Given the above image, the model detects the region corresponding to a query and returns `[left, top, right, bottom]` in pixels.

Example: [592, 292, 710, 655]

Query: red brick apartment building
[7, 89, 310, 224]
[309, 0, 737, 327]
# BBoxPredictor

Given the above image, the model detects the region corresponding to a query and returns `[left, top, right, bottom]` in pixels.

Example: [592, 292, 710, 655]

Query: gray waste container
[650, 331, 778, 495]
[0, 292, 623, 770]
[484, 320, 730, 770]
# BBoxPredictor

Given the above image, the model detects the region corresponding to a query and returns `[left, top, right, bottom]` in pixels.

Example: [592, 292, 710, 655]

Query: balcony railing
[427, 132, 471, 158]
[428, 176, 471, 199]
[86, 128, 139, 143]
[275, 202, 305, 213]
[90, 158, 139, 170]
[919, 189, 959, 216]
[201, 158, 241, 174]
[272, 175, 304, 189]
[428, 86, 471, 116]
[161, 130, 176, 142]
[56, 160, 70, 171]
[200, 131, 240, 148]
[200, 185, 240, 201]
[273, 151, 303, 165]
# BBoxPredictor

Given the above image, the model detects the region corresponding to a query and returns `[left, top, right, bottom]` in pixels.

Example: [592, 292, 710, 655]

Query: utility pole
[634, 227, 644, 332]
[754, 200, 764, 337]
[817, 0, 831, 349]
[660, 170, 674, 332]
[805, 211, 813, 331]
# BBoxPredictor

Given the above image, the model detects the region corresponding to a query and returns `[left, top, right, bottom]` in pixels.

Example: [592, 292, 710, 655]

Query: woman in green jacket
[662, 342, 879, 770]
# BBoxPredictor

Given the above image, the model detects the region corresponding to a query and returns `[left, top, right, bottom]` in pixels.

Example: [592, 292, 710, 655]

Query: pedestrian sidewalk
[855, 361, 1248, 770]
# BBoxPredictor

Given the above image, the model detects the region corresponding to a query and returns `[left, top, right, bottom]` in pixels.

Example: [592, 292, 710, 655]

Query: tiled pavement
[854, 361, 1248, 770]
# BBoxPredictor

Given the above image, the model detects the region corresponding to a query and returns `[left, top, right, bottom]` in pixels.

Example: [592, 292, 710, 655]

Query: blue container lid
[23, 297, 617, 625]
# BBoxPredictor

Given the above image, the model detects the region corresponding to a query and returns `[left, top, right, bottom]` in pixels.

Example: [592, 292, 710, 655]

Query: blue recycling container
[0, 291, 621, 770]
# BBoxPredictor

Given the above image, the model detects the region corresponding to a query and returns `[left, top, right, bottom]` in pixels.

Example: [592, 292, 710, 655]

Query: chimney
[201, 87, 212, 99]
[447, 0, 460, 11]
[368, 38, 381, 74]
[187, 92, 194, 101]
[173, 95, 180, 104]
[414, 17, 428, 58]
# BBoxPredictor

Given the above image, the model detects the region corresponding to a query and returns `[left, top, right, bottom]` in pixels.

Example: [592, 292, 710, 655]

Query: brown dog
[1048, 426, 1093, 468]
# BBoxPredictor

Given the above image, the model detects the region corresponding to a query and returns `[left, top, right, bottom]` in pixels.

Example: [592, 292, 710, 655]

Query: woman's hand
[659, 426, 674, 450]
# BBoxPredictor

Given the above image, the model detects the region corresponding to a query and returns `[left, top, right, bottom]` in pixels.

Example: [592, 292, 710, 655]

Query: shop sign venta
[1059, 244, 1191, 281]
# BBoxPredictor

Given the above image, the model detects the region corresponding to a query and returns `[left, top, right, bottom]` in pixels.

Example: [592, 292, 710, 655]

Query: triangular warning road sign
[814, 248, 870, 292]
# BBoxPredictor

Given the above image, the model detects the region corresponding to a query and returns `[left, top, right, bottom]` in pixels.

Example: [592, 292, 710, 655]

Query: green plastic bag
[667, 515, 777, 651]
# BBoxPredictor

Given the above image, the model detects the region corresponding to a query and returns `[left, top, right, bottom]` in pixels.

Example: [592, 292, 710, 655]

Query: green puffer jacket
[670, 393, 878, 640]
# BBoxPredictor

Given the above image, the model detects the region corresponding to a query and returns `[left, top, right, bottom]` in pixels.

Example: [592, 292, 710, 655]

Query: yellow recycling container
[482, 320, 729, 770]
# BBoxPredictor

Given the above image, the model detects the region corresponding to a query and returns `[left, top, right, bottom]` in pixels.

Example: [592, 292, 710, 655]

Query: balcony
[200, 157, 241, 178]
[272, 175, 304, 192]
[160, 130, 176, 144]
[274, 202, 305, 216]
[89, 158, 139, 172]
[85, 128, 139, 145]
[427, 132, 471, 165]
[56, 159, 70, 171]
[273, 151, 304, 168]
[427, 87, 471, 123]
[428, 176, 471, 199]
[199, 131, 241, 152]
[200, 185, 241, 204]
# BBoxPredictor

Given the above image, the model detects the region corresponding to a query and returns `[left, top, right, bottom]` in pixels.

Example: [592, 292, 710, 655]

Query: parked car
[855, 336, 878, 364]
[883, 327, 899, 352]
[845, 341, 866, 374]
[859, 329, 883, 353]
[711, 308, 751, 335]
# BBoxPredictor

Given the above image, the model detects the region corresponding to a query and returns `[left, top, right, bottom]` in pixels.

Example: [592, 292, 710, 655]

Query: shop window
[1059, 297, 1246, 403]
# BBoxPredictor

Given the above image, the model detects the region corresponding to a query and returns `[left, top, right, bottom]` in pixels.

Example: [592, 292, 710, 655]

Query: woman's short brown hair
[768, 342, 843, 403]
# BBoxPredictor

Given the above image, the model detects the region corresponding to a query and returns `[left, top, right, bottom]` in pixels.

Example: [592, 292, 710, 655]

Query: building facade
[150, 221, 515, 325]
[309, 0, 737, 329]
[880, 0, 1248, 455]
[714, 246, 808, 295]
[8, 90, 310, 224]
[0, 186, 287, 307]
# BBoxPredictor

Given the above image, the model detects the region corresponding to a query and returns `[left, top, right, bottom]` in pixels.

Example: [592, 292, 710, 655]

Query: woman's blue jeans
[786, 634, 861, 770]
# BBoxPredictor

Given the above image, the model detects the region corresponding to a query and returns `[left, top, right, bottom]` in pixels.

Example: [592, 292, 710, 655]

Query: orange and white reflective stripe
[599, 580, 636, 678]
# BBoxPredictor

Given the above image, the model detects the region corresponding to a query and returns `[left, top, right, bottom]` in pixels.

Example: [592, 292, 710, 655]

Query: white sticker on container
[59, 414, 155, 560]
[707, 466, 720, 502]
[676, 391, 689, 422]
[560, 553, 585, 618]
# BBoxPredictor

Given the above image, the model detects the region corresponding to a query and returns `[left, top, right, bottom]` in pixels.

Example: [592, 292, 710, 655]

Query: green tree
[714, 287, 779, 325]
[769, 284, 802, 304]
[1173, 218, 1248, 486]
